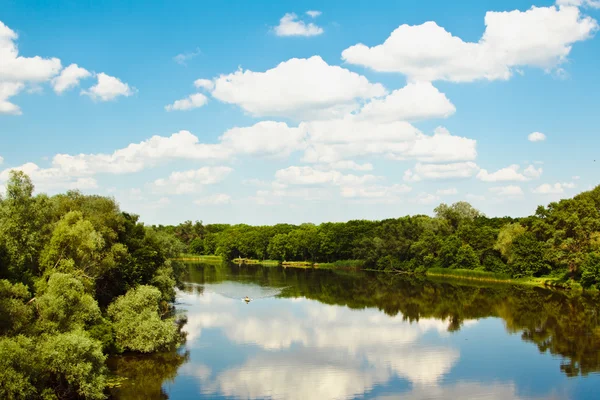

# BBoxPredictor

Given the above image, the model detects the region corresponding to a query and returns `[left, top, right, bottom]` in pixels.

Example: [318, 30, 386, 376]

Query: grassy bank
[425, 268, 584, 290]
[173, 254, 584, 290]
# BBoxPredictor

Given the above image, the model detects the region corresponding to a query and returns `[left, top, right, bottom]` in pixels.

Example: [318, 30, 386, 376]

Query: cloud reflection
[177, 286, 478, 399]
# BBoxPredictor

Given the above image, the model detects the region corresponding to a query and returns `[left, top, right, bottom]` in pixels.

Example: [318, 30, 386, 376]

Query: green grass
[316, 260, 365, 270]
[426, 268, 511, 281]
[174, 254, 222, 263]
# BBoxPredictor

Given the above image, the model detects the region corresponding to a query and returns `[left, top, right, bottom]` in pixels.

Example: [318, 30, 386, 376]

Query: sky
[1, 0, 600, 225]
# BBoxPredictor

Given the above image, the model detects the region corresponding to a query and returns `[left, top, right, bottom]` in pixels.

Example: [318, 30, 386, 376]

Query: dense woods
[0, 172, 185, 399]
[161, 185, 600, 288]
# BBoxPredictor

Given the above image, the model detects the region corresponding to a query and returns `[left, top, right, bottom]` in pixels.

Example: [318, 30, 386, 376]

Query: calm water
[109, 263, 600, 400]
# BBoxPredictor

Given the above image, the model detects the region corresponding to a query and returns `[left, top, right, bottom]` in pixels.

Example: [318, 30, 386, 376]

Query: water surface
[110, 263, 600, 399]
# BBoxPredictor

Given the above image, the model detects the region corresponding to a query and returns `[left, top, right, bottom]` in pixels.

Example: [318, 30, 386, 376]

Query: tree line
[0, 172, 186, 399]
[159, 185, 600, 288]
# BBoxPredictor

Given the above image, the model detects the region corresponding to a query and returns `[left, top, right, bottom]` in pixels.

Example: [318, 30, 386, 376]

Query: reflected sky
[161, 275, 598, 400]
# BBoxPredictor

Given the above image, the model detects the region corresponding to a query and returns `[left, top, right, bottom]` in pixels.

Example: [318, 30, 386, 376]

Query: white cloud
[152, 166, 233, 194]
[523, 165, 543, 179]
[194, 78, 215, 91]
[0, 162, 98, 193]
[194, 194, 232, 205]
[51, 130, 232, 175]
[306, 10, 322, 18]
[489, 185, 524, 196]
[165, 93, 208, 111]
[358, 82, 456, 122]
[0, 20, 62, 82]
[0, 156, 3, 165]
[437, 188, 458, 195]
[210, 56, 386, 120]
[81, 72, 134, 101]
[0, 81, 24, 115]
[414, 192, 440, 205]
[528, 131, 547, 142]
[404, 162, 480, 182]
[573, 175, 581, 180]
[342, 5, 597, 82]
[402, 127, 477, 163]
[173, 48, 201, 65]
[557, 0, 600, 8]
[533, 182, 576, 194]
[341, 183, 412, 199]
[477, 164, 528, 182]
[274, 13, 324, 37]
[219, 121, 306, 157]
[302, 121, 476, 166]
[51, 64, 91, 94]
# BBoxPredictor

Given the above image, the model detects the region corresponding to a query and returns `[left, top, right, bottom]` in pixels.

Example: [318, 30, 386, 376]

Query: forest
[160, 185, 600, 288]
[0, 171, 186, 399]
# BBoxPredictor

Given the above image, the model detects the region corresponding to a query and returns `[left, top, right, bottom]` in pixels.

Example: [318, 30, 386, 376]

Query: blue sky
[1, 0, 599, 225]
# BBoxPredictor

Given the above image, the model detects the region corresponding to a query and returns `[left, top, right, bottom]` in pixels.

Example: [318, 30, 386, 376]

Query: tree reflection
[186, 263, 600, 377]
[107, 351, 189, 400]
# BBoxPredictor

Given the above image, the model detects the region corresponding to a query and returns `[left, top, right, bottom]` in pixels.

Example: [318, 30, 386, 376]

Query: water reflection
[111, 263, 600, 399]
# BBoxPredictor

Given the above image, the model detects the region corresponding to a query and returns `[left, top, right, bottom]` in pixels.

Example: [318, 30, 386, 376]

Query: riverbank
[174, 254, 588, 290]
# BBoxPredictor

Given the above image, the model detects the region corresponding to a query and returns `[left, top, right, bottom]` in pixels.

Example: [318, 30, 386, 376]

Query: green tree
[35, 273, 101, 333]
[107, 285, 179, 353]
[452, 244, 480, 269]
[495, 223, 526, 263]
[0, 280, 33, 336]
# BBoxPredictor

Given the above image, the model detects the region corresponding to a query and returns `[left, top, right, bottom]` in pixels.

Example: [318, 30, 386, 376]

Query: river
[109, 262, 600, 399]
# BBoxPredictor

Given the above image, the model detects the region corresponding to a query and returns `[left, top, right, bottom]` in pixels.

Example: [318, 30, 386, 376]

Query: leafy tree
[495, 223, 526, 263]
[452, 244, 480, 269]
[35, 273, 101, 333]
[509, 233, 551, 278]
[0, 280, 33, 336]
[107, 286, 179, 353]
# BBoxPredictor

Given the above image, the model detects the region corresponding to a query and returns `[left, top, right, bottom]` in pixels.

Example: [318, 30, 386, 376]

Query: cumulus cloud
[302, 122, 476, 167]
[0, 81, 24, 115]
[342, 5, 597, 82]
[194, 194, 232, 205]
[0, 21, 62, 82]
[209, 56, 386, 119]
[0, 162, 98, 193]
[51, 130, 232, 175]
[165, 93, 208, 111]
[414, 192, 440, 205]
[219, 121, 306, 157]
[194, 78, 215, 91]
[358, 82, 456, 122]
[51, 64, 91, 94]
[404, 162, 480, 182]
[489, 185, 524, 196]
[81, 72, 135, 101]
[152, 166, 233, 194]
[274, 13, 324, 37]
[0, 20, 133, 112]
[528, 132, 547, 142]
[306, 10, 322, 18]
[524, 165, 543, 179]
[533, 182, 576, 194]
[477, 164, 527, 182]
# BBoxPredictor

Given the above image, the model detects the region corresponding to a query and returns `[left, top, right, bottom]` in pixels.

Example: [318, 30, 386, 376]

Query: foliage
[107, 285, 179, 353]
[0, 172, 184, 398]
